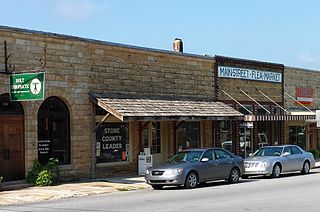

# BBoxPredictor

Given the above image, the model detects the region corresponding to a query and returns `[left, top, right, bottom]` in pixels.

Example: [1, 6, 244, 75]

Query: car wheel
[301, 161, 310, 174]
[271, 164, 281, 178]
[228, 168, 240, 183]
[151, 185, 163, 190]
[184, 171, 198, 189]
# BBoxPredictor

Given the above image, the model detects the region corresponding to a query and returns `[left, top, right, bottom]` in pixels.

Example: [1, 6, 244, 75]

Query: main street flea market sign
[10, 72, 45, 101]
[218, 66, 282, 83]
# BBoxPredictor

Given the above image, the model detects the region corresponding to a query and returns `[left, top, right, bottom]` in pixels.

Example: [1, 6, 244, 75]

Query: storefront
[284, 66, 319, 150]
[214, 56, 285, 157]
[90, 93, 243, 177]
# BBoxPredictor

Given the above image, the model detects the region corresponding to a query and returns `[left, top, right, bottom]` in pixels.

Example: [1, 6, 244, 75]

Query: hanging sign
[9, 72, 45, 101]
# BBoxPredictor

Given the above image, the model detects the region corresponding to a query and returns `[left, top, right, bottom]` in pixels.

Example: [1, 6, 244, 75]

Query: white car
[243, 145, 315, 178]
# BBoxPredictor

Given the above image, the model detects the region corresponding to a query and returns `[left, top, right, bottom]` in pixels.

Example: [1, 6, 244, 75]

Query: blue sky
[1, 0, 320, 70]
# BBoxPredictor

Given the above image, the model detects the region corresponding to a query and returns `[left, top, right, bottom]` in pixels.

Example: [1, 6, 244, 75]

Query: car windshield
[169, 151, 203, 163]
[252, 147, 283, 157]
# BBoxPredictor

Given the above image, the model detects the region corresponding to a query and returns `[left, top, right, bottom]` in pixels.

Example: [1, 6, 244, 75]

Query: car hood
[245, 156, 279, 162]
[149, 162, 190, 170]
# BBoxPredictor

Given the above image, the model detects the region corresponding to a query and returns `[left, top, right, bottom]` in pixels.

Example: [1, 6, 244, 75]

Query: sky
[1, 0, 320, 70]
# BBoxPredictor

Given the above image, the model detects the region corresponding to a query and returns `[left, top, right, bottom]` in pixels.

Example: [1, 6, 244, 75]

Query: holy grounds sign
[9, 72, 45, 101]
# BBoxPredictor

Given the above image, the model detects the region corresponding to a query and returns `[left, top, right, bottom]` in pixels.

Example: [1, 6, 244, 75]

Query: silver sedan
[243, 145, 315, 178]
[145, 148, 245, 189]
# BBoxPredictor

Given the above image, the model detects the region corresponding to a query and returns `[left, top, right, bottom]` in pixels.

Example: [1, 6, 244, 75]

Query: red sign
[296, 87, 314, 105]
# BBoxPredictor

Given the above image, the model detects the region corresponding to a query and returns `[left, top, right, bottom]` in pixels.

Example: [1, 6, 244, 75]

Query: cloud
[53, 0, 101, 21]
[297, 51, 320, 63]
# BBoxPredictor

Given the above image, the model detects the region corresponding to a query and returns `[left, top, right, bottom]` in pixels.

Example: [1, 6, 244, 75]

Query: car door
[282, 147, 294, 172]
[290, 146, 305, 171]
[198, 149, 219, 181]
[214, 149, 234, 179]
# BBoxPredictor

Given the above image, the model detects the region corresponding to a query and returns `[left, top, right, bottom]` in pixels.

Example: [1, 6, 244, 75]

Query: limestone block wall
[284, 66, 320, 110]
[0, 26, 215, 179]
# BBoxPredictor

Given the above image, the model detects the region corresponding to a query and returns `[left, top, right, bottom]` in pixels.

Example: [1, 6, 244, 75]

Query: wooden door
[0, 116, 24, 181]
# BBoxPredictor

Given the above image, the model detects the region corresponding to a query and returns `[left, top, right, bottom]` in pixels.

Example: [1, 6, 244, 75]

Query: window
[214, 149, 232, 159]
[291, 146, 302, 155]
[38, 97, 70, 165]
[220, 121, 233, 152]
[178, 122, 200, 150]
[289, 126, 306, 149]
[202, 150, 214, 160]
[96, 122, 129, 163]
[239, 104, 253, 157]
[143, 122, 161, 154]
[257, 105, 271, 147]
[283, 147, 292, 155]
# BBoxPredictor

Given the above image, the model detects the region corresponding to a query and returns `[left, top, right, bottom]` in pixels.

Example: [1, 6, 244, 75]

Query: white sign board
[316, 110, 320, 127]
[218, 66, 282, 83]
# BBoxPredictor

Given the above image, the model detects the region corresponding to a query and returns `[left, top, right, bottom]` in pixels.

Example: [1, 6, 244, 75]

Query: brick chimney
[173, 38, 183, 53]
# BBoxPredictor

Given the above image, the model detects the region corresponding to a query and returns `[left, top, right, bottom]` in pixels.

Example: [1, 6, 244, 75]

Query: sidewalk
[0, 176, 150, 206]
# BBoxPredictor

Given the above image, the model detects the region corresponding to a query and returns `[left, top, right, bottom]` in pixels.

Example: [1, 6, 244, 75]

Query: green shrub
[36, 170, 53, 186]
[26, 158, 59, 186]
[309, 149, 319, 159]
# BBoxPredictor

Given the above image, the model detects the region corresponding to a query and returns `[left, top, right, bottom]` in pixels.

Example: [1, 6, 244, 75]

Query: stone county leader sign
[10, 72, 45, 101]
[218, 66, 282, 83]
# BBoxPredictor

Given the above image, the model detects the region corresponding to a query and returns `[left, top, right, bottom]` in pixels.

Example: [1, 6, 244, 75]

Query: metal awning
[245, 114, 315, 122]
[89, 93, 244, 121]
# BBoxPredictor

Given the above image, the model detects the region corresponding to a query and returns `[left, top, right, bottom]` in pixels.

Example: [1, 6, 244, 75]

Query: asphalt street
[1, 168, 320, 212]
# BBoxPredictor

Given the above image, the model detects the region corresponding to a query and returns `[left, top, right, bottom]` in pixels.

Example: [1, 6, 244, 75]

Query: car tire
[271, 164, 281, 178]
[184, 171, 198, 189]
[151, 185, 163, 190]
[301, 161, 310, 174]
[228, 168, 240, 183]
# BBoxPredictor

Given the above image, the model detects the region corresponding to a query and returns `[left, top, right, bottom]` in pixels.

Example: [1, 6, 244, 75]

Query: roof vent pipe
[173, 38, 183, 53]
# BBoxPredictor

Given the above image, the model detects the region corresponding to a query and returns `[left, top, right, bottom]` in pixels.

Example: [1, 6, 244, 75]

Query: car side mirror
[201, 158, 209, 162]
[248, 153, 253, 157]
[283, 152, 290, 157]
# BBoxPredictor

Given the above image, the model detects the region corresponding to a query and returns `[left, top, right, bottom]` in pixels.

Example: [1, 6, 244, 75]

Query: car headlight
[260, 161, 269, 167]
[164, 168, 183, 176]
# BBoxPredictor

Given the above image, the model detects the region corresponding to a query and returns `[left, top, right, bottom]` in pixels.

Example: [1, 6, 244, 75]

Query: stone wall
[284, 66, 320, 110]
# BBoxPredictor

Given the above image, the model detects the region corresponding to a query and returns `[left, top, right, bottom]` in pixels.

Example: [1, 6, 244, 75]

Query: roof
[0, 25, 212, 61]
[90, 93, 244, 121]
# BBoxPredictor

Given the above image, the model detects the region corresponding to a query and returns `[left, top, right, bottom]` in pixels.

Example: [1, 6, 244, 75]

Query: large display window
[178, 122, 200, 150]
[96, 122, 130, 163]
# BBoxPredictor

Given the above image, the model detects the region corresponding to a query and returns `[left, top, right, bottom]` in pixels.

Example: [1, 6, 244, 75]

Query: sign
[296, 87, 314, 105]
[316, 110, 320, 128]
[240, 122, 254, 128]
[96, 123, 129, 163]
[10, 72, 45, 101]
[218, 66, 282, 83]
[38, 140, 52, 164]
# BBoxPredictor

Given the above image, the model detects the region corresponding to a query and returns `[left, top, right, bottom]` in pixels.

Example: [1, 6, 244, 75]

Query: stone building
[1, 26, 319, 182]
